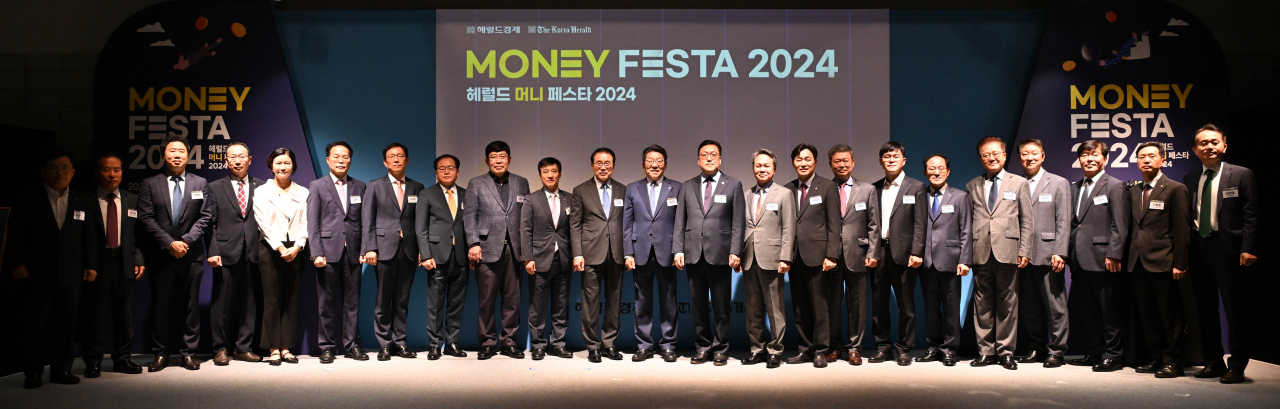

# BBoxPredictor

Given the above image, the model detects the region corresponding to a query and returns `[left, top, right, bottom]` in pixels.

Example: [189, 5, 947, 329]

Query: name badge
[667, 198, 678, 207]
[809, 196, 822, 205]
[714, 194, 727, 203]
[350, 195, 361, 204]
[1038, 193, 1052, 203]
[1003, 191, 1016, 200]
[902, 195, 916, 204]
[854, 202, 867, 211]
[614, 199, 624, 207]
[516, 196, 526, 203]
[766, 203, 779, 211]
[406, 195, 418, 204]
[191, 191, 203, 200]
[941, 205, 955, 214]
[566, 207, 571, 215]
[73, 210, 85, 221]
[127, 209, 138, 218]
[1222, 188, 1239, 198]
[1093, 195, 1108, 205]
[1149, 200, 1165, 210]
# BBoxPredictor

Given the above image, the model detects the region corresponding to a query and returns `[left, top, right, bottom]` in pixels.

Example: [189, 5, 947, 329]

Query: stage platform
[3, 353, 1277, 408]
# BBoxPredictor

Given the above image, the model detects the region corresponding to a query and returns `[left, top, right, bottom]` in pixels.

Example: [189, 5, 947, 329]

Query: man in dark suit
[825, 144, 880, 366]
[464, 140, 531, 360]
[415, 154, 469, 360]
[915, 155, 970, 367]
[10, 150, 97, 389]
[1184, 124, 1259, 384]
[870, 141, 927, 366]
[308, 141, 369, 363]
[1066, 140, 1130, 372]
[202, 142, 264, 366]
[1015, 139, 1071, 368]
[521, 157, 574, 361]
[77, 153, 145, 378]
[623, 145, 682, 363]
[570, 147, 628, 363]
[137, 135, 211, 372]
[362, 143, 425, 361]
[673, 139, 745, 366]
[781, 143, 840, 368]
[1128, 141, 1191, 379]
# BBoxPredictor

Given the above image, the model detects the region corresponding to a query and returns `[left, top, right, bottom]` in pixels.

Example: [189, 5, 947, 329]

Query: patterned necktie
[601, 184, 611, 219]
[236, 180, 247, 218]
[171, 175, 183, 226]
[931, 191, 941, 218]
[799, 182, 808, 209]
[987, 174, 999, 213]
[106, 192, 119, 249]
[1199, 169, 1214, 237]
[703, 177, 714, 212]
[1143, 183, 1151, 203]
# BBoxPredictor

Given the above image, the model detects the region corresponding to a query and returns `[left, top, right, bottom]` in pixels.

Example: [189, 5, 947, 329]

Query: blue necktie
[602, 184, 611, 219]
[171, 175, 184, 225]
[987, 175, 999, 213]
[649, 182, 660, 218]
[931, 191, 941, 218]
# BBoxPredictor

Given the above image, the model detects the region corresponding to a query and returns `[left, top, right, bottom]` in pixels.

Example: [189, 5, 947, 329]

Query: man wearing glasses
[570, 148, 628, 363]
[415, 154, 470, 360]
[623, 145, 682, 363]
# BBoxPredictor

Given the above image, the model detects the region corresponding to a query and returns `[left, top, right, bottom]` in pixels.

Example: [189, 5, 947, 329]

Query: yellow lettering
[1070, 85, 1095, 109]
[1172, 84, 1193, 108]
[157, 87, 181, 112]
[467, 50, 496, 78]
[500, 50, 528, 78]
[129, 87, 154, 111]
[585, 50, 610, 79]
[1098, 84, 1123, 109]
[229, 87, 250, 111]
[532, 50, 557, 78]
[1125, 84, 1147, 109]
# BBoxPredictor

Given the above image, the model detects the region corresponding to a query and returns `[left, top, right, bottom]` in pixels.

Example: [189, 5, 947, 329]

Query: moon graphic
[1081, 44, 1094, 61]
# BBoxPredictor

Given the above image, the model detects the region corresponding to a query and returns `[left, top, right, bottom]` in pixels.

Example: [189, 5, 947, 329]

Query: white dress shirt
[547, 189, 560, 252]
[881, 172, 904, 239]
[983, 169, 1008, 207]
[796, 174, 815, 209]
[595, 177, 614, 218]
[98, 186, 122, 244]
[254, 181, 310, 250]
[331, 173, 349, 213]
[1026, 168, 1043, 195]
[929, 183, 948, 211]
[1076, 169, 1107, 216]
[1195, 162, 1222, 231]
[166, 171, 187, 197]
[46, 184, 69, 229]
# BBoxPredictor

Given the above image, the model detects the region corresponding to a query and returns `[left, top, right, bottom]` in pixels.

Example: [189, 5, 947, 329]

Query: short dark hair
[1016, 138, 1044, 152]
[828, 144, 853, 160]
[434, 154, 460, 170]
[94, 151, 122, 166]
[537, 157, 561, 172]
[1077, 140, 1109, 158]
[791, 143, 818, 160]
[161, 134, 190, 151]
[227, 142, 250, 156]
[382, 142, 408, 159]
[641, 144, 667, 162]
[1135, 141, 1166, 158]
[1195, 123, 1226, 142]
[923, 154, 950, 169]
[751, 148, 777, 166]
[975, 136, 1006, 155]
[697, 140, 722, 155]
[267, 148, 298, 173]
[485, 140, 511, 158]
[590, 147, 616, 164]
[325, 141, 352, 157]
[41, 148, 73, 167]
[878, 141, 905, 158]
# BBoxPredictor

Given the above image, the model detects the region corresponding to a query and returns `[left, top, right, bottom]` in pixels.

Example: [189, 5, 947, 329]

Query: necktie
[1199, 169, 1214, 237]
[1077, 178, 1093, 217]
[106, 192, 119, 249]
[931, 191, 941, 218]
[601, 184, 611, 219]
[755, 189, 766, 223]
[336, 179, 347, 213]
[550, 193, 559, 228]
[799, 182, 808, 209]
[1143, 183, 1151, 203]
[447, 188, 457, 219]
[171, 175, 183, 226]
[703, 178, 714, 212]
[987, 175, 999, 213]
[236, 180, 247, 218]
[649, 182, 660, 218]
[839, 182, 849, 217]
[394, 180, 404, 211]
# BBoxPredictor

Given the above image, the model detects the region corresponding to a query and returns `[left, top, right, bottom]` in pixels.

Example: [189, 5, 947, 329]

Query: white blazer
[254, 180, 310, 250]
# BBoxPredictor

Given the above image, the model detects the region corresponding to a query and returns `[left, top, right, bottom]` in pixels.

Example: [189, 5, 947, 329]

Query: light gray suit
[966, 170, 1033, 357]
[742, 183, 795, 355]
[829, 177, 880, 352]
[1019, 170, 1072, 357]
[463, 172, 530, 348]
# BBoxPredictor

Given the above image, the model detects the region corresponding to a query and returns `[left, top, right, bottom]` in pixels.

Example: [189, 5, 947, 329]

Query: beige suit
[742, 183, 795, 355]
[965, 171, 1033, 357]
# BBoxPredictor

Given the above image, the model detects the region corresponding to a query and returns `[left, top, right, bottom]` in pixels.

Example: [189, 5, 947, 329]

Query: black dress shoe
[547, 346, 574, 359]
[786, 353, 813, 364]
[690, 351, 710, 365]
[428, 346, 443, 360]
[942, 353, 958, 367]
[813, 354, 828, 368]
[999, 355, 1018, 370]
[84, 361, 102, 378]
[766, 354, 781, 369]
[23, 374, 41, 389]
[345, 345, 370, 361]
[1134, 360, 1161, 373]
[867, 350, 891, 363]
[661, 349, 678, 362]
[269, 356, 282, 366]
[1018, 350, 1046, 364]
[283, 353, 299, 364]
[896, 352, 913, 366]
[1068, 356, 1100, 366]
[970, 355, 998, 367]
[49, 371, 79, 385]
[319, 347, 336, 364]
[235, 351, 263, 362]
[444, 343, 467, 358]
[1220, 368, 1246, 384]
[531, 348, 546, 361]
[113, 360, 144, 374]
[181, 356, 200, 370]
[394, 345, 417, 358]
[1043, 354, 1064, 368]
[915, 350, 942, 363]
[632, 349, 652, 362]
[149, 354, 168, 372]
[1194, 364, 1226, 378]
[1092, 358, 1123, 372]
[713, 353, 729, 366]
[1155, 363, 1184, 378]
[477, 346, 496, 360]
[377, 346, 393, 361]
[741, 352, 768, 365]
[604, 348, 624, 360]
[499, 345, 524, 359]
[588, 349, 603, 363]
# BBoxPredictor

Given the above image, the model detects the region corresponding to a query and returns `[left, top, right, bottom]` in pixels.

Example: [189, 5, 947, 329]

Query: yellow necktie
[447, 189, 457, 245]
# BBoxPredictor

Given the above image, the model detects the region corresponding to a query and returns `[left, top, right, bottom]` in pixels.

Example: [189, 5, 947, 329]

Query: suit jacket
[361, 175, 426, 261]
[923, 185, 972, 272]
[203, 175, 265, 265]
[872, 175, 927, 264]
[1026, 171, 1072, 266]
[1068, 172, 1130, 271]
[836, 177, 880, 272]
[967, 171, 1034, 265]
[7, 187, 98, 284]
[622, 177, 682, 267]
[463, 172, 530, 263]
[783, 176, 841, 267]
[137, 172, 211, 258]
[1183, 162, 1260, 255]
[570, 178, 627, 265]
[520, 187, 572, 272]
[742, 184, 795, 271]
[672, 172, 745, 265]
[87, 188, 145, 276]
[1128, 175, 1190, 272]
[415, 183, 467, 265]
[306, 175, 366, 264]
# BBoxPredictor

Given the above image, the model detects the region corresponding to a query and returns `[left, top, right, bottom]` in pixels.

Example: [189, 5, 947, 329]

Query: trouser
[211, 248, 257, 354]
[919, 266, 961, 354]
[828, 263, 868, 352]
[426, 255, 468, 348]
[633, 251, 679, 351]
[317, 251, 363, 351]
[687, 260, 732, 354]
[1071, 266, 1124, 359]
[1019, 264, 1069, 356]
[871, 242, 917, 354]
[373, 248, 415, 348]
[1131, 264, 1184, 364]
[25, 278, 81, 377]
[476, 243, 521, 348]
[528, 254, 570, 349]
[973, 255, 1019, 356]
[744, 262, 787, 355]
[147, 253, 203, 357]
[1192, 233, 1249, 369]
[581, 257, 623, 350]
[790, 261, 829, 356]
[79, 250, 135, 363]
[259, 243, 303, 350]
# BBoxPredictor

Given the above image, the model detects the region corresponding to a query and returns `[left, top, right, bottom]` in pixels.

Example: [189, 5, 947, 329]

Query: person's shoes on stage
[319, 347, 336, 364]
[531, 348, 546, 361]
[1092, 358, 1122, 372]
[547, 346, 573, 359]
[690, 351, 710, 365]
[213, 349, 231, 366]
[499, 345, 524, 359]
[113, 359, 144, 374]
[1194, 363, 1226, 378]
[377, 346, 393, 361]
[83, 361, 102, 378]
[712, 353, 729, 366]
[915, 349, 942, 363]
[741, 352, 767, 365]
[632, 349, 652, 362]
[1220, 368, 1246, 384]
[999, 354, 1018, 370]
[970, 355, 998, 367]
[661, 349, 678, 362]
[813, 353, 828, 368]
[942, 353, 958, 367]
[269, 350, 282, 366]
[867, 350, 891, 363]
[1155, 363, 1184, 378]
[825, 350, 840, 363]
[603, 347, 624, 361]
[23, 374, 41, 389]
[1068, 356, 1100, 367]
[848, 350, 863, 366]
[896, 351, 913, 366]
[392, 345, 417, 358]
[1043, 354, 1064, 368]
[181, 356, 201, 370]
[785, 353, 813, 364]
[49, 371, 79, 385]
[282, 351, 299, 364]
[766, 354, 781, 369]
[588, 349, 603, 363]
[235, 350, 262, 362]
[1134, 360, 1161, 373]
[149, 354, 168, 372]
[344, 345, 370, 361]
[1018, 350, 1046, 364]
[477, 346, 496, 360]
[427, 346, 443, 361]
[444, 343, 467, 358]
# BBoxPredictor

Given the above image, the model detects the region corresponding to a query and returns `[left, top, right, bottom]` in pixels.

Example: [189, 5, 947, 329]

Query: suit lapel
[156, 176, 173, 223]
[1079, 177, 1104, 220]
[889, 182, 905, 219]
[842, 183, 861, 223]
[1215, 165, 1231, 221]
[989, 178, 1007, 215]
[223, 178, 241, 220]
[709, 177, 728, 214]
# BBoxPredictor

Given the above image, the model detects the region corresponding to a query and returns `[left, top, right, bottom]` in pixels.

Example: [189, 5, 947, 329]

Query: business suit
[362, 174, 426, 349]
[782, 176, 840, 358]
[828, 177, 880, 355]
[137, 171, 211, 359]
[463, 172, 530, 349]
[742, 183, 795, 355]
[1127, 174, 1190, 367]
[415, 183, 468, 350]
[920, 185, 971, 355]
[307, 174, 366, 353]
[520, 188, 573, 350]
[202, 175, 264, 356]
[673, 171, 745, 354]
[1068, 170, 1130, 361]
[1184, 162, 1259, 371]
[11, 186, 97, 378]
[623, 177, 682, 352]
[966, 170, 1034, 358]
[1019, 170, 1072, 359]
[871, 174, 927, 357]
[79, 187, 144, 367]
[570, 178, 628, 351]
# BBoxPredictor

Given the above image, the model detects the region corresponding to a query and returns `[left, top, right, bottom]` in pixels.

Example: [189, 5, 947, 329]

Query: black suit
[1127, 175, 1190, 366]
[308, 174, 366, 352]
[871, 175, 927, 356]
[137, 172, 211, 358]
[415, 183, 468, 349]
[521, 188, 573, 349]
[362, 175, 426, 348]
[569, 178, 628, 351]
[783, 176, 841, 357]
[1068, 171, 1130, 360]
[202, 175, 264, 355]
[79, 187, 144, 365]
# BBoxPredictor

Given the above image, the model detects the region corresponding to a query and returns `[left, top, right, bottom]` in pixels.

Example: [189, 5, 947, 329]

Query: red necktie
[106, 192, 119, 249]
[237, 180, 247, 218]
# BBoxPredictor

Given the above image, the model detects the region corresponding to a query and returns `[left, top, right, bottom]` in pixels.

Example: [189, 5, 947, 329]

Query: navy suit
[79, 187, 145, 366]
[361, 175, 425, 348]
[307, 174, 366, 352]
[1068, 171, 1131, 360]
[137, 172, 211, 358]
[202, 175, 264, 355]
[919, 185, 971, 355]
[622, 177, 682, 351]
[673, 171, 745, 354]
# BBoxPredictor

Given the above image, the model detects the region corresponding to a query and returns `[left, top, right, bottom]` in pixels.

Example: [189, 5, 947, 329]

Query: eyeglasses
[980, 152, 1004, 159]
[386, 153, 406, 160]
[699, 152, 720, 159]
[487, 154, 509, 161]
[227, 154, 248, 160]
[593, 161, 613, 169]
[644, 159, 665, 166]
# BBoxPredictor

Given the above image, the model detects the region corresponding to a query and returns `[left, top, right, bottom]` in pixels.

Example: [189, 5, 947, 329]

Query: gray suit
[362, 175, 426, 348]
[1019, 170, 1072, 357]
[966, 170, 1033, 357]
[871, 175, 927, 355]
[463, 172, 530, 348]
[415, 183, 469, 348]
[829, 177, 880, 353]
[570, 178, 627, 350]
[742, 183, 795, 355]
[1068, 171, 1130, 360]
[673, 171, 745, 353]
[520, 188, 573, 350]
[920, 185, 971, 354]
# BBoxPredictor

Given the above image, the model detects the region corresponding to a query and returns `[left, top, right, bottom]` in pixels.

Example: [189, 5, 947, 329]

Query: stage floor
[3, 353, 1277, 408]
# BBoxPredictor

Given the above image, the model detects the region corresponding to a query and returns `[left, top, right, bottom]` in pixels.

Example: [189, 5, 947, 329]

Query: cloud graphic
[138, 22, 165, 32]
[150, 39, 174, 46]
[1160, 31, 1178, 37]
[1168, 18, 1189, 26]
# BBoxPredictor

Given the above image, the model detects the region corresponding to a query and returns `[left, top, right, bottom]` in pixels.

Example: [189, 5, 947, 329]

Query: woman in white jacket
[254, 148, 309, 366]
